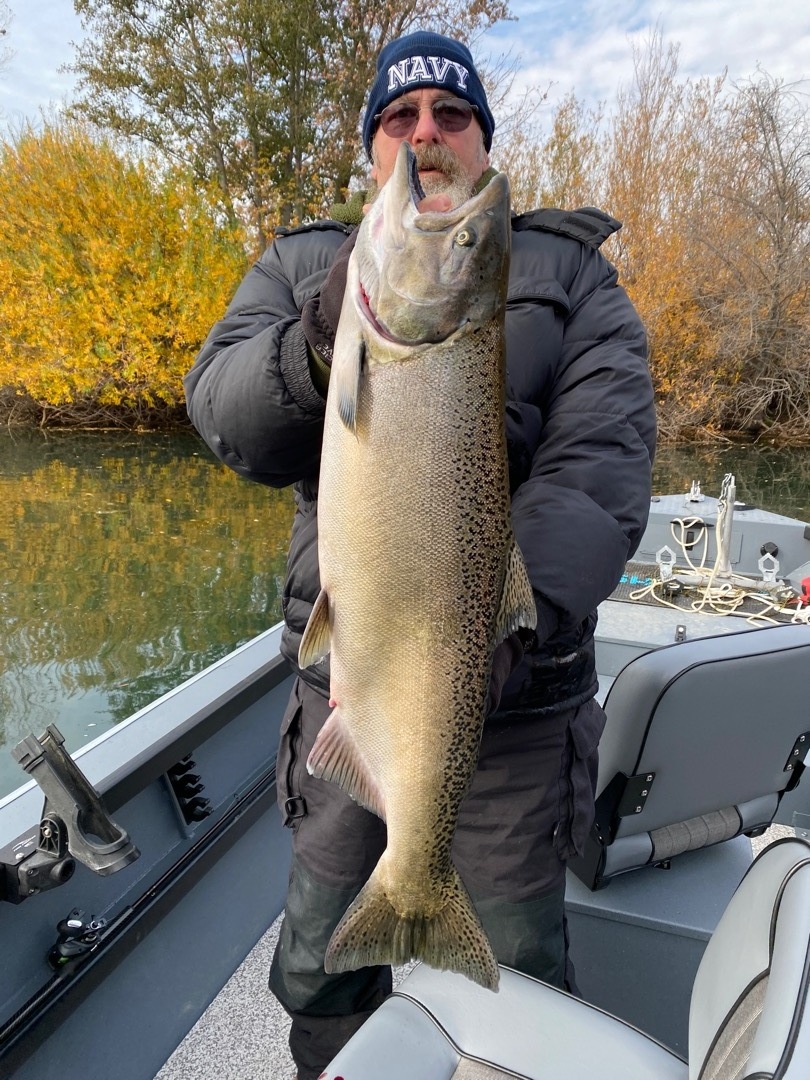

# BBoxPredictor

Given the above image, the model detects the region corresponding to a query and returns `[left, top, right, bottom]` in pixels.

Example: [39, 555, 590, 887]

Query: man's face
[370, 87, 490, 198]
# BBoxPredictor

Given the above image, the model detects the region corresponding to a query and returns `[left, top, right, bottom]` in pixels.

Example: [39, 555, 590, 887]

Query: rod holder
[12, 724, 139, 877]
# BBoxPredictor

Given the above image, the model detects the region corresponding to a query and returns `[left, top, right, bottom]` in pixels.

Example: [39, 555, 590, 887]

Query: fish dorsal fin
[494, 539, 537, 644]
[307, 707, 386, 820]
[298, 588, 331, 668]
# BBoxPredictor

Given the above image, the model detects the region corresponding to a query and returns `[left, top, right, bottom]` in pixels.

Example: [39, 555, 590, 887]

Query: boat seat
[322, 838, 810, 1080]
[571, 622, 810, 889]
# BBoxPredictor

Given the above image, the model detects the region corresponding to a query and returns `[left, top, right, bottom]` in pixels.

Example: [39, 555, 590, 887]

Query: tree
[68, 0, 513, 250]
[610, 59, 810, 440]
[495, 91, 601, 213]
[0, 118, 247, 426]
[695, 73, 810, 437]
[603, 31, 730, 438]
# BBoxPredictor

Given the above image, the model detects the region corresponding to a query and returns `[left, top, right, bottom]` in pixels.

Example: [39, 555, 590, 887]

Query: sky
[0, 0, 808, 128]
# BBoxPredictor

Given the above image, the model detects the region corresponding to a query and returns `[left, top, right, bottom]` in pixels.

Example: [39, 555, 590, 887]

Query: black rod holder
[12, 724, 139, 877]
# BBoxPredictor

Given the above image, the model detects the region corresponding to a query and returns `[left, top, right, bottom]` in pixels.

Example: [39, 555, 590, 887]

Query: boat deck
[156, 917, 417, 1080]
[155, 916, 294, 1080]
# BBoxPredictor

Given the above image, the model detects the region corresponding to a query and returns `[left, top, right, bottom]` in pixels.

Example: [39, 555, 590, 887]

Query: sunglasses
[374, 98, 479, 140]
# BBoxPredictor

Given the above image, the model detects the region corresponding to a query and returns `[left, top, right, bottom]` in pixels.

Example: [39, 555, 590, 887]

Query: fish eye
[455, 228, 476, 247]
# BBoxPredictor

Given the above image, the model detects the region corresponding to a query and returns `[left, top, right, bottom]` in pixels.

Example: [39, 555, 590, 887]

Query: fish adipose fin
[494, 539, 537, 644]
[325, 860, 499, 991]
[298, 588, 331, 668]
[307, 707, 386, 820]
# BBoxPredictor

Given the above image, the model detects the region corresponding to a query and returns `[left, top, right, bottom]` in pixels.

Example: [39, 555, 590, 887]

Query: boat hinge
[784, 731, 809, 790]
[617, 772, 656, 817]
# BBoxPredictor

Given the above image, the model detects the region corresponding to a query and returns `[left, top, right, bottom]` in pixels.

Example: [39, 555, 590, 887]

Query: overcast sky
[1, 0, 808, 127]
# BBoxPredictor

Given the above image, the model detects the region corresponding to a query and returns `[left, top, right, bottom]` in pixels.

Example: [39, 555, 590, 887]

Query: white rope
[625, 516, 806, 626]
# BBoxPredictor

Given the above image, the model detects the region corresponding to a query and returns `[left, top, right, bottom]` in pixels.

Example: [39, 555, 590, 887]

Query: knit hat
[362, 31, 495, 158]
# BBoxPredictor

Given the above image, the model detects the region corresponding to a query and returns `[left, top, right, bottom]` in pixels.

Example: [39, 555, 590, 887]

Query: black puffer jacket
[184, 203, 656, 714]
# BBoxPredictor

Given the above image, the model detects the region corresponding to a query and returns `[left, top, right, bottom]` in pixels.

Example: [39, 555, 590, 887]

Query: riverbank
[5, 399, 810, 448]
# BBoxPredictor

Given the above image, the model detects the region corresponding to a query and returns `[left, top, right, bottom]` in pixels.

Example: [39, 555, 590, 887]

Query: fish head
[354, 142, 510, 348]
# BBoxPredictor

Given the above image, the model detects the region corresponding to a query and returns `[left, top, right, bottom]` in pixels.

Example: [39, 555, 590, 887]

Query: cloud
[2, 0, 808, 125]
[0, 1, 82, 123]
[479, 0, 810, 114]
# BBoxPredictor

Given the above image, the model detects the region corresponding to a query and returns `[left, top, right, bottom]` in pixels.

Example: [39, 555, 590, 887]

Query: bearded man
[184, 30, 656, 1080]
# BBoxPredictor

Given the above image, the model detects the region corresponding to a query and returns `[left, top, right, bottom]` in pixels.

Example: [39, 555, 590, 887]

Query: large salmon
[298, 142, 536, 991]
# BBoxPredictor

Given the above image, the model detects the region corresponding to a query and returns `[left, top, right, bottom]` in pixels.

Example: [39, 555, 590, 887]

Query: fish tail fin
[324, 861, 499, 991]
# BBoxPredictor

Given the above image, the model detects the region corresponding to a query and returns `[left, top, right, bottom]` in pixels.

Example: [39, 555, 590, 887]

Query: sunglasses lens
[379, 100, 475, 138]
[380, 104, 420, 138]
[433, 102, 473, 132]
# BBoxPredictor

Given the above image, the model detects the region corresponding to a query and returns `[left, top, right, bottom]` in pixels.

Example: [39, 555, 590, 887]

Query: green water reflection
[652, 443, 810, 523]
[1, 432, 809, 800]
[0, 429, 294, 798]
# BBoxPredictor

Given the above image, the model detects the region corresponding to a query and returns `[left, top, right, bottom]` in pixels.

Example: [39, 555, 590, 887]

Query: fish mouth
[358, 278, 447, 347]
[407, 146, 427, 205]
[358, 280, 401, 343]
[356, 142, 507, 346]
[358, 156, 448, 345]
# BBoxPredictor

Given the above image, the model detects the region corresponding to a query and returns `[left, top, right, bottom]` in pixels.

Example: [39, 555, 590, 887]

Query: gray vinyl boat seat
[323, 838, 810, 1080]
[571, 623, 810, 889]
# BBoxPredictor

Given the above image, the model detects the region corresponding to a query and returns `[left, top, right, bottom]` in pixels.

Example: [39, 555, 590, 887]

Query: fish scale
[298, 142, 536, 990]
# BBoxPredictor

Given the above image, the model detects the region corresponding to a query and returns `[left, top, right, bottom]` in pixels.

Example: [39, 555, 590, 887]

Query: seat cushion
[697, 974, 767, 1080]
[598, 624, 810, 831]
[452, 1059, 517, 1078]
[690, 838, 810, 1080]
[324, 964, 688, 1080]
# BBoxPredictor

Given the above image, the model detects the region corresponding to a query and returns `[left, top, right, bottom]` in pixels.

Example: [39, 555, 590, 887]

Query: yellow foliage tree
[603, 33, 729, 438]
[0, 119, 248, 426]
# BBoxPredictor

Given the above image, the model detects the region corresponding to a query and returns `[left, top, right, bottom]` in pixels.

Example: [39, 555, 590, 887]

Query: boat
[1, 474, 809, 1079]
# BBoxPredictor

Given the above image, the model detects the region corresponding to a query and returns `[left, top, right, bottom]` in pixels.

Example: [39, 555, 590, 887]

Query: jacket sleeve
[510, 242, 656, 645]
[183, 227, 350, 487]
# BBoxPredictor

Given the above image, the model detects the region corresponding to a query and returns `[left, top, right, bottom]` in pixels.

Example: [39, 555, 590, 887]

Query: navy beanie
[362, 31, 495, 158]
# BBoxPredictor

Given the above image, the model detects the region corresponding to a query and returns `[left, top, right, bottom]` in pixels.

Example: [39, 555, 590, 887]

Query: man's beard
[412, 144, 476, 206]
[367, 143, 477, 207]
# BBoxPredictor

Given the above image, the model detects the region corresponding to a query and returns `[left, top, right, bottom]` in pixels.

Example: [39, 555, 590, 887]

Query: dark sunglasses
[374, 98, 479, 139]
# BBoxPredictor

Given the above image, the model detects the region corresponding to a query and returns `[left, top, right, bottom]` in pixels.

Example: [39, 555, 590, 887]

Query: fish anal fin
[298, 588, 331, 669]
[307, 707, 385, 820]
[494, 539, 537, 644]
[325, 861, 499, 992]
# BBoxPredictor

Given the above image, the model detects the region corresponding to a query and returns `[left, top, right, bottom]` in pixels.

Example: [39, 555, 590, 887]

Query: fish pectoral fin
[494, 539, 537, 644]
[306, 707, 385, 820]
[331, 320, 364, 434]
[325, 861, 500, 992]
[298, 589, 331, 668]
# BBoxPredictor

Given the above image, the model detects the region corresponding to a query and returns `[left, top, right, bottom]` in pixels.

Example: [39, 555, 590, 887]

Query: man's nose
[411, 106, 442, 144]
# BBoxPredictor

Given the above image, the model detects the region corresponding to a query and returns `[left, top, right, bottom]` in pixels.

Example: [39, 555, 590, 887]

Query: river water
[1, 429, 809, 799]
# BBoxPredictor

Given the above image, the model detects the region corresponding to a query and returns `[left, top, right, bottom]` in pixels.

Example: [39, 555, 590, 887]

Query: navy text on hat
[362, 31, 495, 158]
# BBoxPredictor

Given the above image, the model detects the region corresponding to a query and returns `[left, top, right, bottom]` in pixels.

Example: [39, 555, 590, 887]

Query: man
[184, 30, 656, 1080]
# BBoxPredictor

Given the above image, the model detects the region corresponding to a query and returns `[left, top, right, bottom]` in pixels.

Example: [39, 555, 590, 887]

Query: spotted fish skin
[298, 143, 536, 991]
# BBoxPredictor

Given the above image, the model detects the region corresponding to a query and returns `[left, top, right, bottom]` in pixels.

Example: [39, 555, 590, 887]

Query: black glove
[300, 229, 359, 365]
